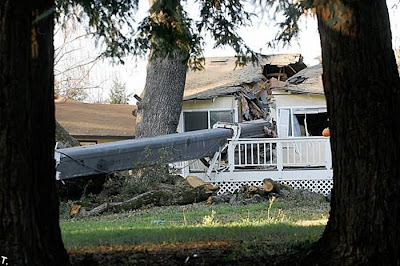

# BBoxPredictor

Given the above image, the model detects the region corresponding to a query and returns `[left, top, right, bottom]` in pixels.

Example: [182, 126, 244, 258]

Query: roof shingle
[55, 99, 136, 138]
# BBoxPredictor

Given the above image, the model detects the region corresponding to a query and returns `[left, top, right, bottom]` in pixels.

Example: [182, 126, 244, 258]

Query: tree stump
[262, 178, 279, 193]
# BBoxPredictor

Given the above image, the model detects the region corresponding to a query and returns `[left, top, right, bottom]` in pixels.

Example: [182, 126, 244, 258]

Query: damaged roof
[183, 54, 305, 100]
[273, 61, 400, 94]
[263, 54, 307, 79]
[55, 99, 136, 138]
[285, 64, 323, 94]
[183, 57, 265, 100]
[262, 53, 305, 67]
[269, 64, 324, 95]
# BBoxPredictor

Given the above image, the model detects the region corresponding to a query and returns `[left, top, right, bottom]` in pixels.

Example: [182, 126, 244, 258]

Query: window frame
[277, 106, 327, 137]
[181, 108, 237, 132]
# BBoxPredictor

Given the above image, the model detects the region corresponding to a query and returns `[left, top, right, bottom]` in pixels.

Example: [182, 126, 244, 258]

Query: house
[178, 54, 307, 133]
[55, 55, 333, 195]
[55, 98, 136, 145]
[269, 64, 328, 138]
[177, 56, 332, 195]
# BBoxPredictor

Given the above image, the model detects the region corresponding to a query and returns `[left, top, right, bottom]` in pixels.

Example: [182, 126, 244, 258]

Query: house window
[183, 110, 235, 132]
[278, 107, 328, 137]
[295, 113, 328, 137]
[210, 110, 234, 127]
[184, 111, 208, 132]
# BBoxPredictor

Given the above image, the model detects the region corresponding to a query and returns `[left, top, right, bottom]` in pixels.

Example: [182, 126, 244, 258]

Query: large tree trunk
[305, 1, 400, 264]
[135, 49, 188, 138]
[0, 1, 70, 265]
[135, 0, 189, 138]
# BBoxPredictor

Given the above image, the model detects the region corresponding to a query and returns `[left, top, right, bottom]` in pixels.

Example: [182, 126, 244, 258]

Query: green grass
[61, 198, 329, 251]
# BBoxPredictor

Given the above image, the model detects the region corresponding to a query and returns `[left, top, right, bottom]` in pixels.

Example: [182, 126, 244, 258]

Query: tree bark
[0, 1, 69, 265]
[136, 49, 188, 138]
[135, 0, 189, 138]
[304, 1, 400, 265]
[56, 121, 80, 148]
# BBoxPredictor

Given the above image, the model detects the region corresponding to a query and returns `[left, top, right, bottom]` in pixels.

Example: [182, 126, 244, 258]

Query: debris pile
[64, 173, 327, 218]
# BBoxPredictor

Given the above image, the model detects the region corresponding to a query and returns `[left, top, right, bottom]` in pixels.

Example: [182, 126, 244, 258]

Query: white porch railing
[174, 137, 333, 195]
[227, 137, 332, 172]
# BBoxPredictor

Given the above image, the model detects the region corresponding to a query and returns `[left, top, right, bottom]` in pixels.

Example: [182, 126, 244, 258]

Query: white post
[228, 141, 235, 172]
[182, 161, 188, 177]
[277, 140, 283, 171]
[325, 138, 332, 169]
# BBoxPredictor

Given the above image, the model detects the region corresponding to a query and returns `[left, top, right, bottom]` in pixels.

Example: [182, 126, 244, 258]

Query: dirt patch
[69, 240, 310, 265]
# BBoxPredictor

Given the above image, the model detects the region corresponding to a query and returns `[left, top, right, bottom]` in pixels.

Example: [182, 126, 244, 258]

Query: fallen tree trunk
[71, 184, 214, 217]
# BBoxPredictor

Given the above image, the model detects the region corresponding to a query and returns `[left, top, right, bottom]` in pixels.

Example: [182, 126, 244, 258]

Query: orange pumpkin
[322, 127, 330, 137]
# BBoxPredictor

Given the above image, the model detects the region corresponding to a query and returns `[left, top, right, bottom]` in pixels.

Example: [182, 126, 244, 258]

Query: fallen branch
[71, 184, 215, 217]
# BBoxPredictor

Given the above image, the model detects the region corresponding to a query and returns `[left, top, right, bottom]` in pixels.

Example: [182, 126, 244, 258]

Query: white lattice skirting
[211, 179, 333, 196]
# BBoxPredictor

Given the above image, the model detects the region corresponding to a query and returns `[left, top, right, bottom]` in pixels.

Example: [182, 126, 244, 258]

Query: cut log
[204, 184, 220, 192]
[263, 178, 278, 193]
[186, 175, 206, 188]
[186, 175, 219, 192]
[69, 203, 82, 217]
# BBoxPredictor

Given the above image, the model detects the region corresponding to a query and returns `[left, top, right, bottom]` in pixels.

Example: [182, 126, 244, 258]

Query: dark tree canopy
[57, 0, 263, 67]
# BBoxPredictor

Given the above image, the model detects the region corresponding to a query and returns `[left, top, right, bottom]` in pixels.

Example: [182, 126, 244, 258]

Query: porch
[175, 137, 333, 195]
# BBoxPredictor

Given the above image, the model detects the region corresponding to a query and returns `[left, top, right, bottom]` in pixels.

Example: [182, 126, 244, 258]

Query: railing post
[228, 140, 235, 172]
[325, 138, 332, 169]
[277, 140, 283, 171]
[183, 161, 189, 177]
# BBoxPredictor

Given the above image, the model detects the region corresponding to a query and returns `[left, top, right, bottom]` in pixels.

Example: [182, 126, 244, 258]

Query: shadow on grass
[65, 223, 325, 265]
[64, 223, 325, 248]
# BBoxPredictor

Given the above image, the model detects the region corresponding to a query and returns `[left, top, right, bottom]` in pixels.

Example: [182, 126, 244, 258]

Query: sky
[54, 1, 400, 104]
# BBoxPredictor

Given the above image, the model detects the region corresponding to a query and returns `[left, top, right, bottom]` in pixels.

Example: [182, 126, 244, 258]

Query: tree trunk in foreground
[304, 1, 400, 265]
[0, 1, 69, 265]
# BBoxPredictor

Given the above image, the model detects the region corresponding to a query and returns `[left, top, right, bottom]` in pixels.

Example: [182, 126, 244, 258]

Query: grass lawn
[61, 192, 329, 265]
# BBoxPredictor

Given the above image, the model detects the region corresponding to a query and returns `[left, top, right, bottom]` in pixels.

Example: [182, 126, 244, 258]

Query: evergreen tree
[108, 78, 132, 104]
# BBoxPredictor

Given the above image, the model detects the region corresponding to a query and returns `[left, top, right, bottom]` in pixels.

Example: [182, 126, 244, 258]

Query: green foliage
[55, 0, 320, 71]
[202, 210, 218, 226]
[107, 78, 132, 104]
[263, 0, 315, 48]
[195, 0, 258, 66]
[133, 0, 197, 58]
[56, 0, 268, 68]
[126, 147, 176, 188]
